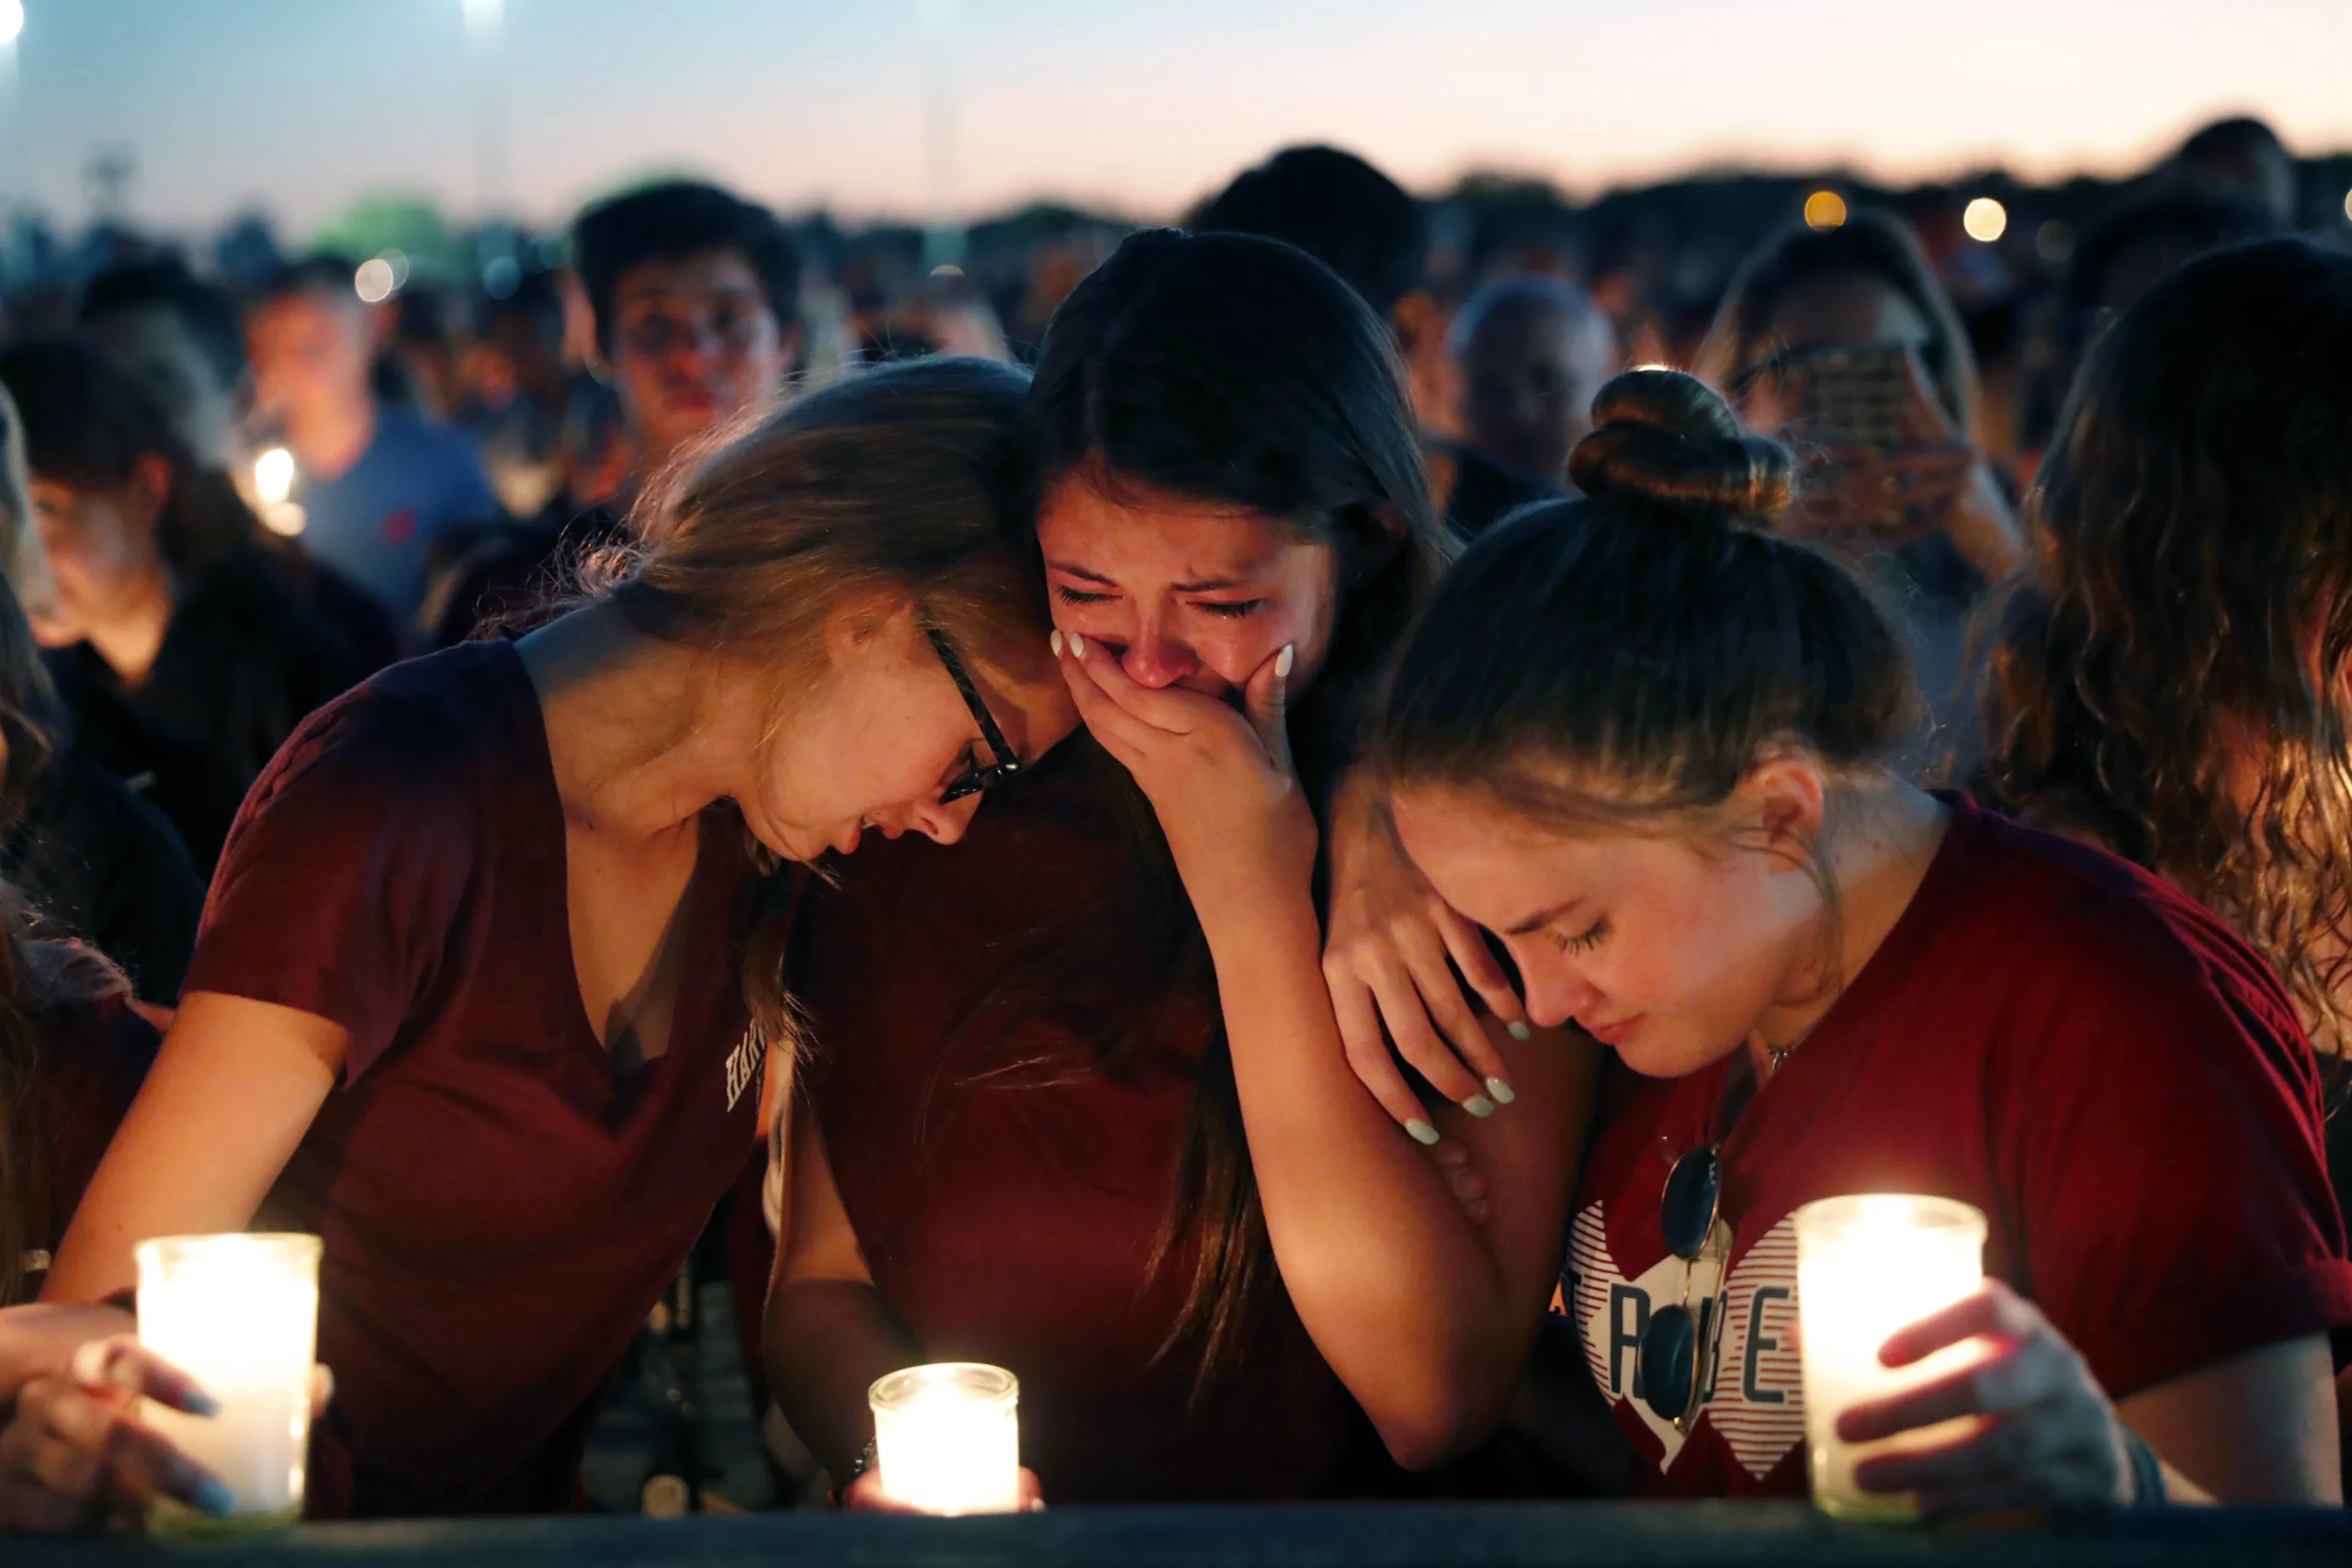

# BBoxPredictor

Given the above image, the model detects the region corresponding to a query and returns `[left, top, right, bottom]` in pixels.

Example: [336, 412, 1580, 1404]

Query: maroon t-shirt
[797, 738, 1401, 1503]
[184, 640, 778, 1517]
[14, 976, 156, 1301]
[1560, 795, 2352, 1496]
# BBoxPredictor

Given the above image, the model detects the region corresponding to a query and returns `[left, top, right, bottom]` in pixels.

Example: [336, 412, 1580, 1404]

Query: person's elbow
[1358, 1370, 1513, 1472]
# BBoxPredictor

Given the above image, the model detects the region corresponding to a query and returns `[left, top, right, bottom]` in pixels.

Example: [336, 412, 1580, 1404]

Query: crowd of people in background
[0, 107, 2343, 1529]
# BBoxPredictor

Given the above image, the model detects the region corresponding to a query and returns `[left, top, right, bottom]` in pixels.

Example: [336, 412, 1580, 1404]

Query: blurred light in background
[253, 446, 296, 504]
[2344, 186, 2352, 222]
[1962, 197, 2007, 243]
[2036, 219, 2075, 263]
[253, 446, 305, 536]
[1804, 189, 1848, 231]
[0, 1, 22, 48]
[354, 256, 397, 303]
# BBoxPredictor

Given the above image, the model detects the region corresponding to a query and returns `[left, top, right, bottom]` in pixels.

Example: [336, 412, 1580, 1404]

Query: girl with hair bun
[1123, 365, 2346, 1510]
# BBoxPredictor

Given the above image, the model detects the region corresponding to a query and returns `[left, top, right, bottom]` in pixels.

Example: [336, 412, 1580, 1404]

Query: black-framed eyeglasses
[1641, 1145, 1732, 1433]
[923, 626, 1023, 805]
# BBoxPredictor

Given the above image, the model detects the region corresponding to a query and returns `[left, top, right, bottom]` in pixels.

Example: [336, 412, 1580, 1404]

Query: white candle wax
[1794, 1195, 1986, 1520]
[136, 1234, 322, 1529]
[868, 1362, 1020, 1515]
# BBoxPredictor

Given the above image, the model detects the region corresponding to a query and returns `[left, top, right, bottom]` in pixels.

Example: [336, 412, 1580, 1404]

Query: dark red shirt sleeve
[182, 694, 481, 1084]
[1996, 888, 2352, 1398]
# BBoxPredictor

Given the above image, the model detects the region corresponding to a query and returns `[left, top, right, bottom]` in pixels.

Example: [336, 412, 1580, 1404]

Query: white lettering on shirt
[1563, 1202, 1805, 1479]
[724, 1023, 766, 1115]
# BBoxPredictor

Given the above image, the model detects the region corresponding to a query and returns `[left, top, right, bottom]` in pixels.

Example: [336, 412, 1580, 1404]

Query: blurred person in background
[458, 268, 577, 521]
[1984, 237, 2352, 1483]
[375, 286, 463, 423]
[2014, 189, 2283, 468]
[424, 182, 800, 647]
[247, 257, 497, 631]
[0, 399, 198, 1001]
[77, 259, 402, 674]
[74, 259, 245, 478]
[1195, 145, 1552, 540]
[1447, 275, 1617, 521]
[1985, 237, 2352, 1168]
[0, 340, 365, 870]
[572, 181, 801, 516]
[2169, 116, 2300, 227]
[1701, 210, 2023, 780]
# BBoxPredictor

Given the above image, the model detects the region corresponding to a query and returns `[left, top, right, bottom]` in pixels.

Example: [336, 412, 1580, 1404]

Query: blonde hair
[571, 355, 1047, 1133]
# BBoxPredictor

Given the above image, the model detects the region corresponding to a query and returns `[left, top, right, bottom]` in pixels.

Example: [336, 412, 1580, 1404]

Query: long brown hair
[566, 355, 1047, 1082]
[1985, 239, 2352, 1055]
[1016, 230, 1453, 1393]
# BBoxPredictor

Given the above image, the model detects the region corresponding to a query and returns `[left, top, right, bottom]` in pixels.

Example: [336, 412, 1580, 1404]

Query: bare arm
[2120, 1337, 2340, 1505]
[1214, 886, 1598, 1466]
[762, 1097, 922, 1484]
[1055, 635, 1604, 1468]
[42, 993, 344, 1303]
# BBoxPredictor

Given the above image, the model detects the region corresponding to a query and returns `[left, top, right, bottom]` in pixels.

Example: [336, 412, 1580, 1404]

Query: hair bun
[1566, 367, 1792, 525]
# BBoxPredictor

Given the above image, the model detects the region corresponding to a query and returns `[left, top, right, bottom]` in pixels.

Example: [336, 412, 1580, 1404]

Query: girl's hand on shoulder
[1323, 779, 1528, 1136]
[1838, 1280, 2134, 1515]
[1054, 631, 1316, 912]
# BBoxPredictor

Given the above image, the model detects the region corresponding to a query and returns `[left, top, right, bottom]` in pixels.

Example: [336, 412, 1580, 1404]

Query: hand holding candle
[0, 1336, 234, 1530]
[865, 1363, 1023, 1515]
[1793, 1195, 1986, 1519]
[135, 1234, 322, 1530]
[1837, 1280, 2137, 1515]
[1796, 1197, 2137, 1519]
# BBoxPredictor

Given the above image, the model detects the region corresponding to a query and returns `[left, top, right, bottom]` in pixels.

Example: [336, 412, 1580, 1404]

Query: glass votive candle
[135, 1233, 322, 1530]
[867, 1362, 1021, 1515]
[1794, 1194, 1986, 1521]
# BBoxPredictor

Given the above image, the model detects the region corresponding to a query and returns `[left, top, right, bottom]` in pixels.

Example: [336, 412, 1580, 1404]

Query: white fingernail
[1405, 1118, 1441, 1146]
[70, 1338, 112, 1387]
[1275, 643, 1295, 679]
[1069, 632, 1085, 657]
[1486, 1077, 1518, 1105]
[1506, 1021, 1532, 1042]
[1049, 629, 1063, 657]
[1464, 1094, 1496, 1119]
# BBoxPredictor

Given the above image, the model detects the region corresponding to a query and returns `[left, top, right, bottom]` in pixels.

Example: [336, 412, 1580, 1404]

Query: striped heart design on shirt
[1561, 1202, 1805, 1479]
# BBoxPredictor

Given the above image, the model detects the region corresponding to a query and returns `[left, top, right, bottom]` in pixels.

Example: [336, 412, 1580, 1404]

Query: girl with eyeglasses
[1, 357, 1080, 1526]
[1086, 363, 2346, 1510]
[765, 230, 1570, 1506]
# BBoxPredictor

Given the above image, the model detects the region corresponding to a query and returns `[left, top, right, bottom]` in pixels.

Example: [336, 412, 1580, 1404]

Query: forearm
[1202, 886, 1548, 1462]
[763, 1280, 924, 1483]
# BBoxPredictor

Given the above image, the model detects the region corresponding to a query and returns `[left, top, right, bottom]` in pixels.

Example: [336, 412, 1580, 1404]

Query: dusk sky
[7, 0, 2349, 239]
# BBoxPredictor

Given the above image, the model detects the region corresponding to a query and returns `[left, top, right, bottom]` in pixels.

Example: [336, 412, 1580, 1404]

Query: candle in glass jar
[135, 1234, 322, 1530]
[1794, 1194, 1986, 1521]
[867, 1362, 1020, 1515]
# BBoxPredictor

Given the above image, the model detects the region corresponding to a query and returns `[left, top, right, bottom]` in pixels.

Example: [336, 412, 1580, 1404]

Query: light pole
[464, 0, 517, 295]
[0, 0, 26, 288]
[920, 0, 964, 272]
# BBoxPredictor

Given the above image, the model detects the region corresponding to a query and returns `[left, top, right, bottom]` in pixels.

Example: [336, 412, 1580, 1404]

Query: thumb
[1243, 643, 1295, 766]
